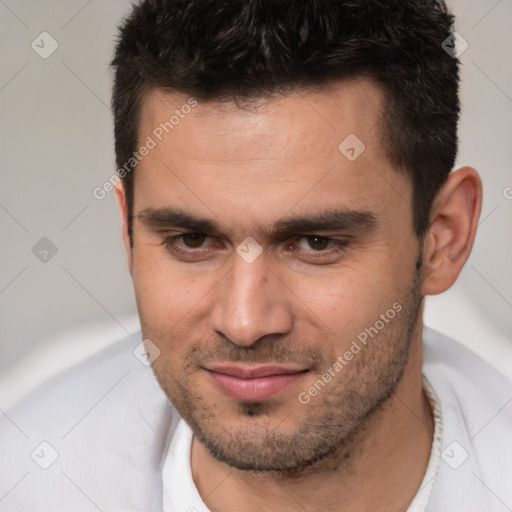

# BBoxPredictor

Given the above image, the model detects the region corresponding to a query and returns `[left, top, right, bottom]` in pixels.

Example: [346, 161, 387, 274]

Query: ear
[114, 178, 133, 274]
[421, 166, 482, 295]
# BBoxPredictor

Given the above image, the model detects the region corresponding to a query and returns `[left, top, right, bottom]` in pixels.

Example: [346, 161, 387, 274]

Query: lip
[206, 364, 308, 402]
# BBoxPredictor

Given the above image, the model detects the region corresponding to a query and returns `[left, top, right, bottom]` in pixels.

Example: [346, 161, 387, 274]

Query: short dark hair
[111, 0, 460, 241]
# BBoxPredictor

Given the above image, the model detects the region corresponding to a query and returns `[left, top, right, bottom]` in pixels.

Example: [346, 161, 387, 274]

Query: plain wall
[1, 1, 511, 377]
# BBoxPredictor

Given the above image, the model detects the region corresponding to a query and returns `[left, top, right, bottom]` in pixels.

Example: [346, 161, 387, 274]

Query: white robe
[1, 327, 511, 511]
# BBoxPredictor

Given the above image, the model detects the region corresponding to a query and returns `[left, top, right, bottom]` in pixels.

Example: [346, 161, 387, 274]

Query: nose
[209, 251, 294, 347]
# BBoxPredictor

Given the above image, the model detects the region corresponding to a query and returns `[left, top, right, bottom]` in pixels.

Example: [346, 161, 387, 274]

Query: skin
[115, 78, 482, 511]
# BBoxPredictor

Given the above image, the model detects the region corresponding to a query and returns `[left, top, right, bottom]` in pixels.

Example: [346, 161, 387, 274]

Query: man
[1, 1, 511, 511]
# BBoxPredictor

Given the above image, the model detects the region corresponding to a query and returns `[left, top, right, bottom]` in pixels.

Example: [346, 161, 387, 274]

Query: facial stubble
[149, 256, 424, 474]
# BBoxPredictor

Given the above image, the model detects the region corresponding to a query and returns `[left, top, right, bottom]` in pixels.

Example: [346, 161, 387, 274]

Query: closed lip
[205, 363, 310, 401]
[205, 364, 309, 379]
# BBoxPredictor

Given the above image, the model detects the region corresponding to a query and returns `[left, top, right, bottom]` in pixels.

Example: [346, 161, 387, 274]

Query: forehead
[134, 79, 412, 233]
[140, 78, 387, 159]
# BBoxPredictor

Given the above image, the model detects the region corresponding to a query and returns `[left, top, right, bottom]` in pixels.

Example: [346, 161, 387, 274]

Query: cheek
[131, 246, 215, 333]
[284, 252, 410, 346]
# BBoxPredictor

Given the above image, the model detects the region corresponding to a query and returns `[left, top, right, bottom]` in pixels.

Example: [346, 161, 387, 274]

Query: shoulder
[422, 326, 512, 511]
[0, 331, 175, 511]
[423, 325, 512, 416]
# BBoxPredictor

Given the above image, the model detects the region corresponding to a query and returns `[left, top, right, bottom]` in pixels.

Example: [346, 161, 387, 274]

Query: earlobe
[114, 178, 133, 273]
[420, 166, 482, 295]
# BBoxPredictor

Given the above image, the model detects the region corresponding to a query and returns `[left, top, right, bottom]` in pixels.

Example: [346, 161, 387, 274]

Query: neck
[191, 320, 433, 512]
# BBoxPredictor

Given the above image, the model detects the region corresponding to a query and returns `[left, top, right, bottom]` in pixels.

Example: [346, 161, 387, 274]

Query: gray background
[1, 1, 511, 386]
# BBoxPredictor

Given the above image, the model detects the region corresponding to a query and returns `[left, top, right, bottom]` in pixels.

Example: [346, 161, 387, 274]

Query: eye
[177, 233, 207, 248]
[287, 235, 349, 262]
[162, 232, 215, 256]
[298, 235, 332, 251]
[294, 235, 347, 252]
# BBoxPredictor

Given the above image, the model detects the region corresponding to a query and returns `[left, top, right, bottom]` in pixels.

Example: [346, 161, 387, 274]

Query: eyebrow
[135, 207, 377, 237]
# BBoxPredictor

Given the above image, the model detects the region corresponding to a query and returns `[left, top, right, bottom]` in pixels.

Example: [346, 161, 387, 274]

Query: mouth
[205, 364, 309, 402]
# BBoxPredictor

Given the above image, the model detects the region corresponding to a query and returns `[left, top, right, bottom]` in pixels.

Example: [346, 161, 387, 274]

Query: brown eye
[180, 233, 207, 248]
[306, 235, 330, 251]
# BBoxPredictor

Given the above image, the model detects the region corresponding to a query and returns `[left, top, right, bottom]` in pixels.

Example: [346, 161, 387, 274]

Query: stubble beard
[149, 258, 424, 474]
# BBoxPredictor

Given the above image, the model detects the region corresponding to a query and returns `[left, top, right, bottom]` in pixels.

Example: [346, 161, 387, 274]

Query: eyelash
[161, 233, 349, 261]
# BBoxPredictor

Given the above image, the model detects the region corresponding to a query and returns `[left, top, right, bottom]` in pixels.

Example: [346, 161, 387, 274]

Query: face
[125, 79, 423, 471]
